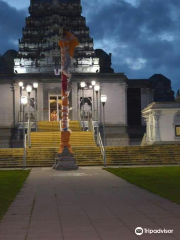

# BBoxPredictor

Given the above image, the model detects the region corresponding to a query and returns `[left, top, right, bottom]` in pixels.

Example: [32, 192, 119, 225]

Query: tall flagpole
[54, 28, 79, 170]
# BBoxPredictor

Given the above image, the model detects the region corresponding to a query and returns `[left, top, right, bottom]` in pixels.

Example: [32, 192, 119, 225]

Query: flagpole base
[53, 147, 78, 171]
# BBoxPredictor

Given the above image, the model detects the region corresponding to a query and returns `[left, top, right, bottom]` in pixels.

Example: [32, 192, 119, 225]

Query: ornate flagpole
[53, 28, 79, 170]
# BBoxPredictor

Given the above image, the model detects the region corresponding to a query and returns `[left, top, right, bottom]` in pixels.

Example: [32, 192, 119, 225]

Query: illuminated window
[175, 126, 180, 136]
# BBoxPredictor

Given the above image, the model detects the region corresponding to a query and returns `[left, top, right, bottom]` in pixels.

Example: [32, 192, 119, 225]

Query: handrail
[24, 134, 27, 149]
[59, 120, 62, 131]
[23, 134, 27, 168]
[78, 109, 82, 130]
[98, 132, 106, 166]
[89, 118, 95, 141]
[28, 119, 31, 148]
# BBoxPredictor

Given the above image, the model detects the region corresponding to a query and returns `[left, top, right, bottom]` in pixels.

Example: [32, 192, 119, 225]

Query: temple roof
[33, 0, 80, 3]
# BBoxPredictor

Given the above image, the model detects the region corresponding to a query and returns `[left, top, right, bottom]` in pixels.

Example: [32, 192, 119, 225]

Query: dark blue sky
[0, 0, 179, 93]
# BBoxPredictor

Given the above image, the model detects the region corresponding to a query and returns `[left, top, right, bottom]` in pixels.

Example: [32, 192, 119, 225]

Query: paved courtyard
[0, 167, 180, 240]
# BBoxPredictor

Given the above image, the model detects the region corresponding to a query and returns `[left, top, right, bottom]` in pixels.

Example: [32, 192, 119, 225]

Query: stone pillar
[153, 111, 161, 142]
[121, 83, 128, 125]
[144, 116, 150, 143]
[38, 83, 44, 121]
[125, 84, 128, 125]
[71, 82, 78, 120]
[12, 83, 18, 126]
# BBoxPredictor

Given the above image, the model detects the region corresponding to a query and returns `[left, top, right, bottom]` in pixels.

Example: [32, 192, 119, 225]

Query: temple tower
[14, 0, 99, 74]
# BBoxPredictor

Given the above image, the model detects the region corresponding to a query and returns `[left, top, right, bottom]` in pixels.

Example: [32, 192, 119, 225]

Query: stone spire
[14, 0, 99, 74]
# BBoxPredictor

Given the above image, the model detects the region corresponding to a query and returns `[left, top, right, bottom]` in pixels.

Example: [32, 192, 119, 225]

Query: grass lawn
[105, 167, 180, 204]
[0, 170, 30, 221]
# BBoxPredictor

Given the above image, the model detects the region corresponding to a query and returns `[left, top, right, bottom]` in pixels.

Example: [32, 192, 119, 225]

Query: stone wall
[100, 82, 127, 125]
[0, 84, 14, 126]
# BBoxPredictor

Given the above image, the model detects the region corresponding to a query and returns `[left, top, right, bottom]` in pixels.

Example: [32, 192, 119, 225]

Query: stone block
[53, 147, 78, 170]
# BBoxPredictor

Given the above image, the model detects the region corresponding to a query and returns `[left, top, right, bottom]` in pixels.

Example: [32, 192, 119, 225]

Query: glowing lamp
[101, 95, 107, 106]
[19, 82, 23, 87]
[80, 82, 86, 88]
[95, 85, 100, 92]
[92, 81, 96, 86]
[26, 85, 32, 93]
[21, 96, 28, 105]
[33, 82, 38, 88]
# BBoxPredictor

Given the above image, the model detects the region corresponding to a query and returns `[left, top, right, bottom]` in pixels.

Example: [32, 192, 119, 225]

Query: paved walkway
[0, 167, 180, 240]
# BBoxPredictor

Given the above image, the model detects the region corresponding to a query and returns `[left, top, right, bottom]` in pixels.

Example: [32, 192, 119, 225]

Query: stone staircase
[0, 121, 180, 167]
[29, 132, 96, 147]
[38, 121, 81, 132]
[0, 149, 24, 168]
[0, 121, 103, 167]
[106, 145, 180, 165]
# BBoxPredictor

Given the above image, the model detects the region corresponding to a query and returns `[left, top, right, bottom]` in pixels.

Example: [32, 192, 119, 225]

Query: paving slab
[0, 167, 180, 240]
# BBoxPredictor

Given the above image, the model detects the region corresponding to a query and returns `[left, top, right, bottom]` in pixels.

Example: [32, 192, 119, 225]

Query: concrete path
[0, 167, 180, 240]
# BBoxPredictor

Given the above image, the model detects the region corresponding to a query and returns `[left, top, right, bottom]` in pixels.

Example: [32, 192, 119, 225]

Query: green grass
[105, 167, 180, 204]
[0, 170, 30, 221]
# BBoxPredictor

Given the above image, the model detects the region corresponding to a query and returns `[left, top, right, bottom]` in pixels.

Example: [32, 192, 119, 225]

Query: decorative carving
[14, 0, 101, 74]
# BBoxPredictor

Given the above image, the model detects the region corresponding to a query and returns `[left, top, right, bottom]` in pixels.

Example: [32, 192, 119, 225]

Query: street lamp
[33, 82, 38, 131]
[19, 82, 23, 113]
[19, 82, 23, 87]
[21, 96, 27, 168]
[26, 85, 32, 147]
[92, 80, 96, 119]
[101, 94, 107, 167]
[80, 82, 86, 131]
[95, 85, 100, 144]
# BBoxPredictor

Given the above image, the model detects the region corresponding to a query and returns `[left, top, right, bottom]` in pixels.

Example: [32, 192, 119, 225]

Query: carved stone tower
[14, 0, 100, 74]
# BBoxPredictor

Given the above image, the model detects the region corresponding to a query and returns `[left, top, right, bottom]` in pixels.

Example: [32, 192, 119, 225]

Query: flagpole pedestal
[53, 147, 78, 170]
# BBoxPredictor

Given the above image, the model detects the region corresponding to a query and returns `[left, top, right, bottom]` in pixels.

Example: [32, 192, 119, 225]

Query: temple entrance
[49, 95, 62, 121]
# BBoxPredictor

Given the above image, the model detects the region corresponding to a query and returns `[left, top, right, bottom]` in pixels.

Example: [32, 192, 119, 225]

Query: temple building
[0, 0, 175, 148]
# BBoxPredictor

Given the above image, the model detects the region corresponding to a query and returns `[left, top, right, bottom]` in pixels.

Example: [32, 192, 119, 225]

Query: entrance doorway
[49, 95, 62, 121]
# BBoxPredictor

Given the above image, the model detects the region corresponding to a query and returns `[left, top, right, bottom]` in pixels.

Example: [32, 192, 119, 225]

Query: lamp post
[33, 82, 38, 131]
[19, 82, 23, 114]
[101, 94, 107, 167]
[26, 84, 32, 147]
[80, 82, 86, 131]
[92, 80, 96, 119]
[21, 96, 27, 168]
[95, 84, 100, 144]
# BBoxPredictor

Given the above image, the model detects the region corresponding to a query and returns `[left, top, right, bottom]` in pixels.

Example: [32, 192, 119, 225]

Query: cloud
[81, 0, 180, 92]
[0, 0, 179, 92]
[0, 1, 28, 55]
[4, 0, 29, 10]
[125, 58, 147, 70]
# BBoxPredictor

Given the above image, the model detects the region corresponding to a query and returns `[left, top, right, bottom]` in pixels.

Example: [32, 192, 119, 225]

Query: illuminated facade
[0, 0, 174, 147]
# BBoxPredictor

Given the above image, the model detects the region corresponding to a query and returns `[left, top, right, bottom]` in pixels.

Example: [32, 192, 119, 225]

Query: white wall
[159, 110, 177, 141]
[143, 107, 180, 144]
[0, 84, 14, 126]
[37, 83, 44, 121]
[100, 82, 126, 125]
[72, 82, 78, 120]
